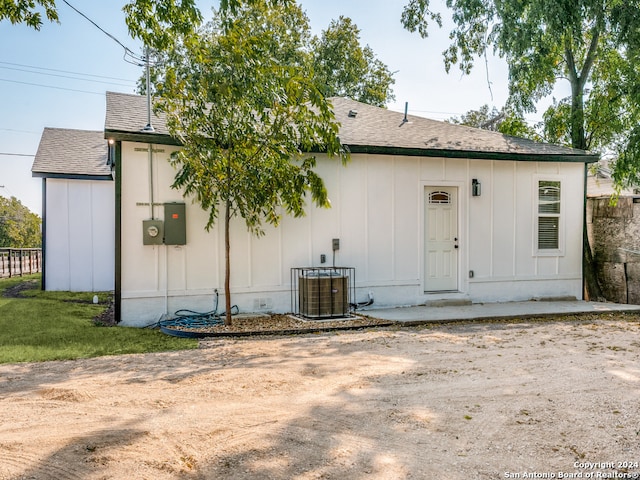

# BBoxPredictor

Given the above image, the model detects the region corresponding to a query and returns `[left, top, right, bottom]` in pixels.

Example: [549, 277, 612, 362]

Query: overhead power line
[0, 61, 136, 83]
[0, 128, 40, 134]
[0, 153, 35, 157]
[60, 0, 145, 66]
[0, 65, 135, 88]
[409, 108, 466, 116]
[0, 78, 104, 95]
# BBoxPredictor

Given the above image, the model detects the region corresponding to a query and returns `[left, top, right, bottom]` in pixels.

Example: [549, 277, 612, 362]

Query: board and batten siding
[467, 160, 583, 300]
[45, 178, 114, 292]
[119, 141, 584, 326]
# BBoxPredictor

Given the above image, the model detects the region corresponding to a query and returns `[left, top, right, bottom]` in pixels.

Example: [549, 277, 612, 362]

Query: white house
[32, 128, 114, 292]
[104, 92, 598, 327]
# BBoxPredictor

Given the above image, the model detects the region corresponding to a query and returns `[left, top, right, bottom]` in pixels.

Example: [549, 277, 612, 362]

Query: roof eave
[102, 129, 600, 164]
[344, 144, 600, 163]
[32, 172, 113, 181]
[104, 129, 182, 146]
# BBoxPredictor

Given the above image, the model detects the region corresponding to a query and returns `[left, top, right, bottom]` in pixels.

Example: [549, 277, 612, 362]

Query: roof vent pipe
[403, 102, 409, 123]
[348, 109, 358, 118]
[142, 46, 155, 133]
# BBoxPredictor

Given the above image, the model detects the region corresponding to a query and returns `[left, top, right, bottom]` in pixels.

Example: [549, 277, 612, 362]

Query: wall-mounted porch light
[107, 138, 115, 167]
[472, 178, 481, 196]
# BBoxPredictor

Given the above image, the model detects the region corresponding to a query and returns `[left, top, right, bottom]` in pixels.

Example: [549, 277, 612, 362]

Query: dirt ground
[1, 318, 639, 480]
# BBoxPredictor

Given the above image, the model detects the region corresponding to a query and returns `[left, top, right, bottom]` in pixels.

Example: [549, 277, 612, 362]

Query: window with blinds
[537, 180, 561, 250]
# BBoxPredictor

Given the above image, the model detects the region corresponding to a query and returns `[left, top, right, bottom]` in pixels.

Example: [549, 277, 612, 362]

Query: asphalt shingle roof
[105, 91, 170, 137]
[330, 97, 595, 160]
[32, 128, 111, 178]
[104, 91, 598, 162]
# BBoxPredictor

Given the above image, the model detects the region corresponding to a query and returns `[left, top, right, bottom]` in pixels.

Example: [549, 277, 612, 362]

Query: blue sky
[0, 1, 558, 215]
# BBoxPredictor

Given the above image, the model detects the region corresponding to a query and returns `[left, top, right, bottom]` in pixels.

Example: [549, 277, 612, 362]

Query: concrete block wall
[588, 196, 640, 304]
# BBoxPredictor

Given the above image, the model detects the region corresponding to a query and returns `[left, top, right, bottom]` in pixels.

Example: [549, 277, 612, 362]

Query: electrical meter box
[143, 219, 164, 245]
[164, 202, 186, 245]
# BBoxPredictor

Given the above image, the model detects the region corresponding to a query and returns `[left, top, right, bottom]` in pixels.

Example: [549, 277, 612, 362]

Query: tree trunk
[570, 85, 587, 151]
[583, 229, 604, 301]
[568, 66, 604, 301]
[224, 198, 232, 326]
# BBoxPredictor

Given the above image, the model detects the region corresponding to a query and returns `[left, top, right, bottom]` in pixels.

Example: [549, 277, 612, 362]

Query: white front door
[425, 187, 458, 291]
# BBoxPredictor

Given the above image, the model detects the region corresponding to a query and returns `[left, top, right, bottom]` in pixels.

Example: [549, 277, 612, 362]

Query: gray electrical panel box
[143, 219, 164, 245]
[164, 202, 186, 245]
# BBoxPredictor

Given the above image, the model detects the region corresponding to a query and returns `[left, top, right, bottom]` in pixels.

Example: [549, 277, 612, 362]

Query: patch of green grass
[0, 274, 40, 294]
[0, 275, 197, 364]
[20, 289, 112, 303]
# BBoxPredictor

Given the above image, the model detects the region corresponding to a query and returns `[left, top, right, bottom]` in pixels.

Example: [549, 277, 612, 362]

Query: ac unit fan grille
[299, 275, 348, 318]
[291, 267, 355, 320]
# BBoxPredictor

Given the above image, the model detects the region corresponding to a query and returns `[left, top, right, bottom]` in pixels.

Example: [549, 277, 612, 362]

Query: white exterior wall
[45, 178, 115, 291]
[120, 141, 585, 326]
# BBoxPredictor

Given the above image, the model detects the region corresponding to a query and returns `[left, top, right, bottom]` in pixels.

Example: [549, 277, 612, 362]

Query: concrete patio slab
[363, 300, 640, 325]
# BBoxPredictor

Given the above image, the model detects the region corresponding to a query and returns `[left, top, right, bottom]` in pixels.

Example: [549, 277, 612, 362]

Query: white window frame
[533, 176, 565, 256]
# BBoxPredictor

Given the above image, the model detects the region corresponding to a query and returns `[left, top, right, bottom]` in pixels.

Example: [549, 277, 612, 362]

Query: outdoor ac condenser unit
[299, 273, 348, 318]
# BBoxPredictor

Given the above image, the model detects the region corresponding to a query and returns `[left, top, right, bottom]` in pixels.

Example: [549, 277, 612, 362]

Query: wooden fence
[0, 248, 42, 278]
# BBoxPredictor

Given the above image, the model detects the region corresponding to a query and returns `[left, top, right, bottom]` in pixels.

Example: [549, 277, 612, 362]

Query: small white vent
[253, 298, 273, 311]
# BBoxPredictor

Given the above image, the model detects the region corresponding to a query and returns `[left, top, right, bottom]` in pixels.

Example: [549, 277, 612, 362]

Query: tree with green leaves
[449, 104, 503, 130]
[0, 196, 41, 248]
[136, 12, 396, 108]
[0, 0, 58, 29]
[0, 0, 201, 34]
[449, 104, 541, 140]
[401, 0, 639, 152]
[124, 0, 202, 52]
[126, 0, 348, 324]
[309, 16, 395, 107]
[401, 0, 640, 300]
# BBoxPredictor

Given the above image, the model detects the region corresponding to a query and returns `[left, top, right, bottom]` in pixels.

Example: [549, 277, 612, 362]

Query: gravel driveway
[1, 317, 639, 479]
